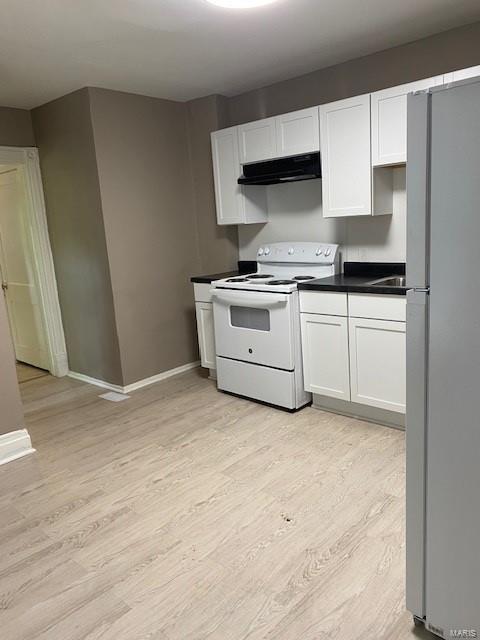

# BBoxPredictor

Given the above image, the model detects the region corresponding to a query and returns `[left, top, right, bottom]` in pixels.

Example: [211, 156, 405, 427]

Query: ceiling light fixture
[206, 0, 279, 8]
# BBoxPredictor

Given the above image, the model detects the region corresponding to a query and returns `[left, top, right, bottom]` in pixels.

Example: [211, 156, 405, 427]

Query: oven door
[212, 289, 295, 370]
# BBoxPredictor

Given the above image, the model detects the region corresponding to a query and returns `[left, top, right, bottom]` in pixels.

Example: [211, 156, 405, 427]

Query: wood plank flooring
[0, 368, 432, 639]
[16, 362, 49, 384]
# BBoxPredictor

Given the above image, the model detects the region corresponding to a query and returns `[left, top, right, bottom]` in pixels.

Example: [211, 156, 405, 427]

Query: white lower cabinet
[301, 313, 350, 400]
[195, 302, 216, 370]
[300, 291, 406, 415]
[348, 316, 406, 413]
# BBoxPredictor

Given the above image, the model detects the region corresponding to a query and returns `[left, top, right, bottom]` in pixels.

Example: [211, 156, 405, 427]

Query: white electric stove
[211, 242, 340, 410]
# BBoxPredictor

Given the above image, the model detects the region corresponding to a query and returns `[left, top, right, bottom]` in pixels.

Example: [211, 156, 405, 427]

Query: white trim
[123, 361, 200, 393]
[0, 146, 68, 377]
[68, 371, 124, 393]
[0, 429, 35, 466]
[68, 361, 200, 394]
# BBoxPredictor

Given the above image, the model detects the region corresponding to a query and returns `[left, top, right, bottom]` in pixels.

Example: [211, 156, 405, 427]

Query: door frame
[0, 146, 68, 377]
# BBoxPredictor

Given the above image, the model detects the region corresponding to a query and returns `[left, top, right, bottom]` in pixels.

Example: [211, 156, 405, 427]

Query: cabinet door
[371, 77, 443, 166]
[211, 127, 244, 225]
[349, 317, 406, 413]
[276, 107, 320, 156]
[320, 94, 372, 217]
[443, 65, 480, 83]
[195, 302, 216, 370]
[300, 313, 350, 400]
[238, 118, 277, 164]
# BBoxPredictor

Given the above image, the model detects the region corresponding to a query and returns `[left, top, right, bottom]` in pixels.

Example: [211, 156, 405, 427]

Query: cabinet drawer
[348, 293, 406, 321]
[299, 291, 348, 316]
[193, 283, 213, 303]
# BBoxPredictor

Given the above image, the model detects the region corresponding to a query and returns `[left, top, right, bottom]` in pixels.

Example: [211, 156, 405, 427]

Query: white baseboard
[0, 429, 35, 466]
[123, 361, 200, 393]
[68, 361, 200, 394]
[67, 371, 125, 393]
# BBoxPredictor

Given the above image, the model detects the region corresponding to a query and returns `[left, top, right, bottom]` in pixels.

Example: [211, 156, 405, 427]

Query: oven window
[230, 306, 270, 332]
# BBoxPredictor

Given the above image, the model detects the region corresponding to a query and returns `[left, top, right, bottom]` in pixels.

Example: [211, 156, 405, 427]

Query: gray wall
[229, 20, 480, 262]
[88, 88, 204, 386]
[227, 21, 480, 125]
[0, 107, 35, 147]
[31, 88, 239, 388]
[32, 89, 124, 385]
[186, 95, 238, 274]
[0, 294, 24, 435]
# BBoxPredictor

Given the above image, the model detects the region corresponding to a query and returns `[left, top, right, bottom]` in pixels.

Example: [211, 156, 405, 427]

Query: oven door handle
[211, 290, 289, 309]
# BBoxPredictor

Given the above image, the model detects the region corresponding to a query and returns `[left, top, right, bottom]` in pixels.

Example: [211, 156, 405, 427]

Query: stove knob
[258, 247, 264, 256]
[288, 247, 294, 255]
[316, 248, 323, 256]
[264, 247, 271, 256]
[324, 248, 332, 257]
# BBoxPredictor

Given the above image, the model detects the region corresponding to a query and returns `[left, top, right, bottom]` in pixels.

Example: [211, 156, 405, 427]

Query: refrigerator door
[424, 79, 480, 637]
[406, 90, 430, 290]
[405, 288, 428, 620]
[405, 89, 431, 620]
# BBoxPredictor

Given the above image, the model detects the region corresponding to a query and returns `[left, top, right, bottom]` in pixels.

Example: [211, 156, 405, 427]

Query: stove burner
[293, 275, 315, 281]
[267, 279, 296, 285]
[247, 274, 274, 280]
[226, 277, 250, 282]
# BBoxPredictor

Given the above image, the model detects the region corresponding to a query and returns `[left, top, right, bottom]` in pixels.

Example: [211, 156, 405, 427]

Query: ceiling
[2, 0, 480, 109]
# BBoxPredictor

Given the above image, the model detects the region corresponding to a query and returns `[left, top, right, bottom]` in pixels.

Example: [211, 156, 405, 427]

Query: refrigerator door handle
[406, 288, 429, 618]
[408, 288, 429, 295]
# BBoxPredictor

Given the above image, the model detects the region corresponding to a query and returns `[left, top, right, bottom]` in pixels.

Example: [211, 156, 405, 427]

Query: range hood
[238, 152, 321, 186]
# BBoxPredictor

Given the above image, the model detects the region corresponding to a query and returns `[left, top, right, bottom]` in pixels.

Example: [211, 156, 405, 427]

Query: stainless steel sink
[370, 276, 406, 287]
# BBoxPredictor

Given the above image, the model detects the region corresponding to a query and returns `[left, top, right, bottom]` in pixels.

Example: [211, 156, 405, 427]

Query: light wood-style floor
[0, 369, 432, 640]
[16, 361, 49, 384]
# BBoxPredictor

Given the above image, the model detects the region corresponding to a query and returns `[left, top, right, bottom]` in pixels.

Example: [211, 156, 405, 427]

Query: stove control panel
[257, 242, 339, 264]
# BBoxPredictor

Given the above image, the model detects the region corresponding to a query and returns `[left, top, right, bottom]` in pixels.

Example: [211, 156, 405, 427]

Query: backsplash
[238, 167, 406, 265]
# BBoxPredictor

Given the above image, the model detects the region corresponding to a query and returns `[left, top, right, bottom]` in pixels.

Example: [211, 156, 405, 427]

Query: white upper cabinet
[371, 76, 443, 166]
[211, 127, 267, 225]
[443, 65, 480, 83]
[237, 117, 277, 164]
[238, 108, 320, 164]
[320, 94, 372, 217]
[276, 107, 320, 157]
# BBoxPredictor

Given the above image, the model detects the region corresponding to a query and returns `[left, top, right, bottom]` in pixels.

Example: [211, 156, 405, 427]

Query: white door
[348, 317, 406, 413]
[371, 76, 443, 166]
[320, 94, 372, 217]
[211, 127, 245, 225]
[0, 169, 48, 369]
[443, 65, 480, 83]
[195, 302, 216, 370]
[300, 313, 350, 400]
[212, 289, 294, 370]
[276, 107, 320, 157]
[238, 117, 277, 164]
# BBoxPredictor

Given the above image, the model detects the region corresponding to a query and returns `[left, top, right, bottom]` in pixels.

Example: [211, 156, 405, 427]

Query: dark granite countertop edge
[298, 282, 407, 296]
[191, 260, 257, 284]
[298, 262, 407, 296]
[191, 271, 239, 284]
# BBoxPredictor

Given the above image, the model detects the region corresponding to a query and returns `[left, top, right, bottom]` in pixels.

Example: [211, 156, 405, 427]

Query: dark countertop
[191, 270, 239, 284]
[191, 260, 256, 284]
[298, 262, 407, 296]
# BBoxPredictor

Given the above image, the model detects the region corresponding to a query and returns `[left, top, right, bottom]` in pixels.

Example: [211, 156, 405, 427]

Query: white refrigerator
[406, 77, 480, 638]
